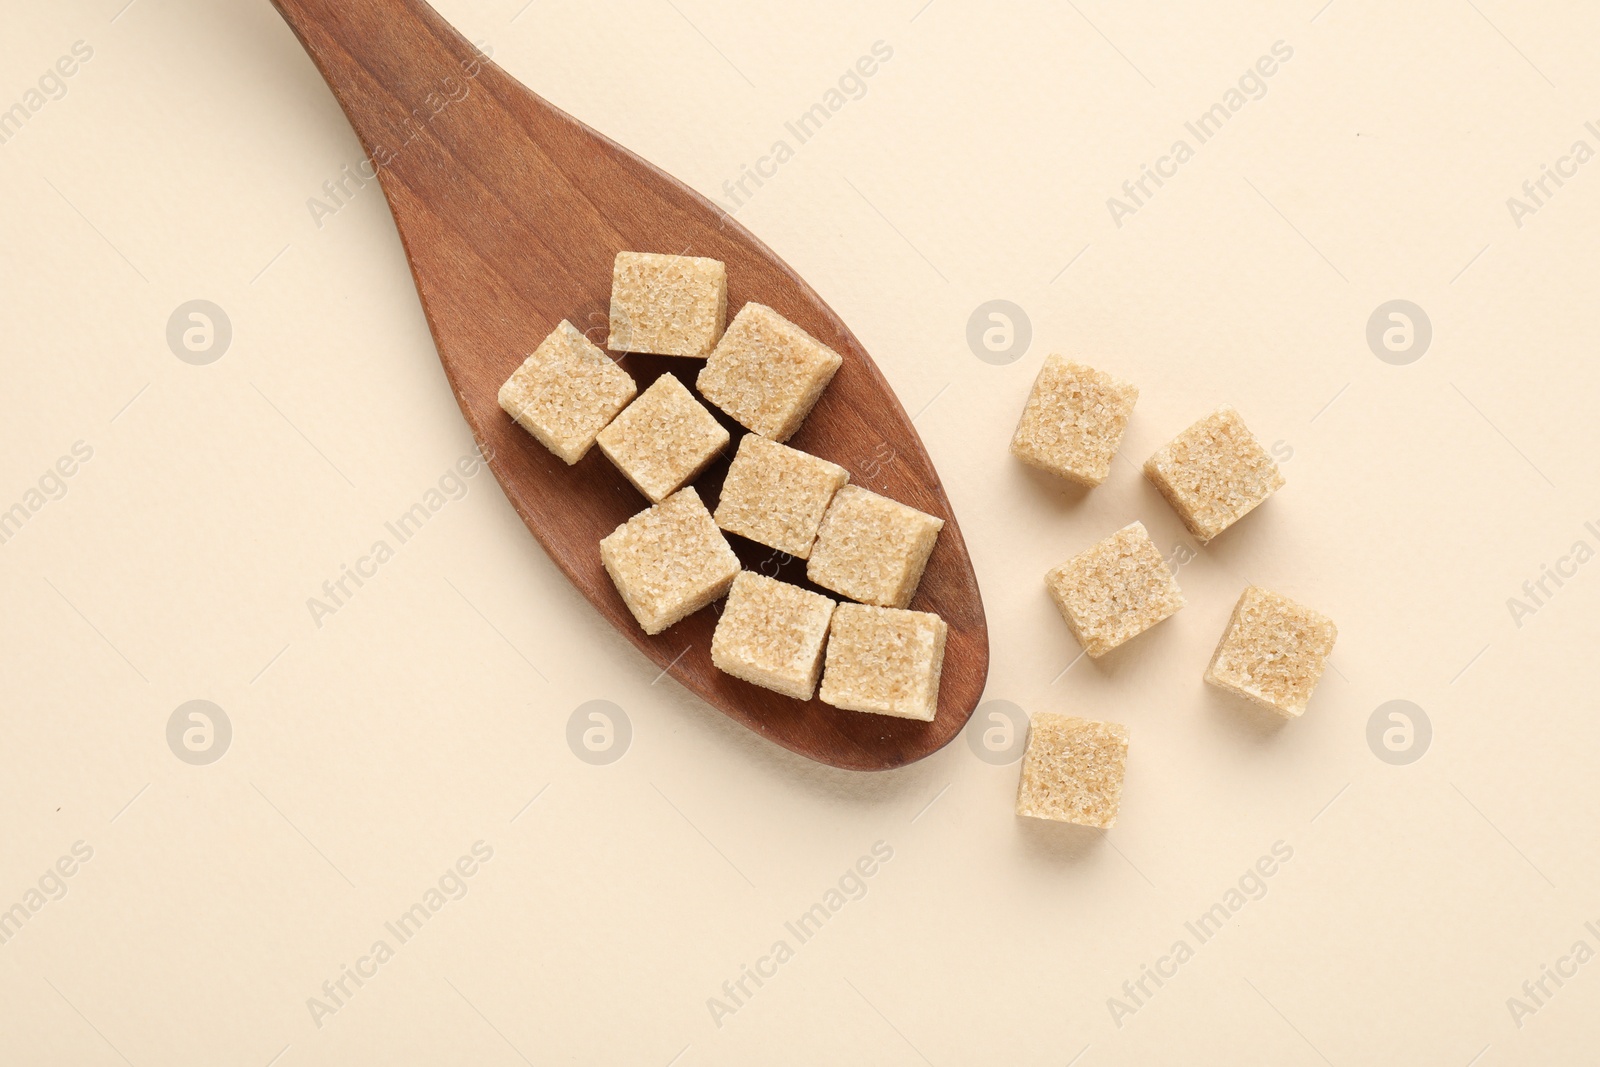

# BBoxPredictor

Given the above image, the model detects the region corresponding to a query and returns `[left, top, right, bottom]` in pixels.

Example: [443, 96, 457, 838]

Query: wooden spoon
[269, 0, 989, 770]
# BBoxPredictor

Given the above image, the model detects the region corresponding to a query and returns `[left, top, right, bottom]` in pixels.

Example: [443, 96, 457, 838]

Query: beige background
[2, 0, 1598, 1063]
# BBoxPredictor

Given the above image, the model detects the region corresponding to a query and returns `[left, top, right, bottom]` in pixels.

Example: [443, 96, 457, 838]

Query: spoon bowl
[269, 0, 989, 770]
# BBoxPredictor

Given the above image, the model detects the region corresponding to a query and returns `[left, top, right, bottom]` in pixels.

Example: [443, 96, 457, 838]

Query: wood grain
[268, 0, 989, 770]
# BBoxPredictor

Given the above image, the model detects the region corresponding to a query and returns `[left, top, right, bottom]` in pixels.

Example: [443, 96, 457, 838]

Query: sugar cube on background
[1010, 355, 1139, 487]
[1205, 585, 1337, 717]
[1015, 713, 1129, 828]
[1144, 405, 1284, 543]
[1045, 521, 1184, 658]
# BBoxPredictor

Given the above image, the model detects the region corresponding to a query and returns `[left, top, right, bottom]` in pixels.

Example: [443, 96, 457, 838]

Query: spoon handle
[269, 0, 504, 173]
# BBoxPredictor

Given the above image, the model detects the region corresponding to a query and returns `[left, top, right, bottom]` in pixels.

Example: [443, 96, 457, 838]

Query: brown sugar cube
[713, 435, 848, 559]
[596, 373, 730, 503]
[497, 319, 636, 464]
[696, 303, 842, 441]
[1010, 355, 1139, 487]
[1015, 713, 1128, 828]
[1045, 521, 1184, 658]
[806, 486, 944, 609]
[818, 603, 947, 721]
[599, 487, 740, 635]
[1205, 586, 1338, 717]
[607, 251, 727, 357]
[1143, 405, 1284, 543]
[711, 572, 836, 700]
